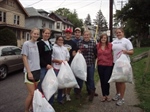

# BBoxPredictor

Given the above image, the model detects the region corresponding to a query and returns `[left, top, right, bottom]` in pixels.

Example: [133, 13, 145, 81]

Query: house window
[0, 11, 6, 22]
[42, 21, 46, 28]
[49, 23, 52, 29]
[64, 25, 65, 29]
[14, 15, 20, 25]
[57, 23, 60, 29]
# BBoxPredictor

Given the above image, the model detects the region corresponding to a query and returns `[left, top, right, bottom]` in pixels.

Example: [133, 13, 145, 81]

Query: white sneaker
[66, 94, 71, 101]
[116, 98, 124, 106]
[112, 94, 120, 101]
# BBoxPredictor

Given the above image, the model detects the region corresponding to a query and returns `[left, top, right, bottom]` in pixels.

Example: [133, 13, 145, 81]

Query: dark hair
[55, 35, 64, 44]
[99, 33, 109, 45]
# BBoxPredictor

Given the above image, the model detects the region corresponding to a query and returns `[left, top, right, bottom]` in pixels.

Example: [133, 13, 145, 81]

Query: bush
[0, 28, 17, 46]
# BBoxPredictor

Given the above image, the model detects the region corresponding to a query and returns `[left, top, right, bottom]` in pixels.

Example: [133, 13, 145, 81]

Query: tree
[0, 28, 17, 46]
[55, 8, 83, 29]
[84, 14, 92, 25]
[114, 0, 150, 47]
[93, 10, 108, 35]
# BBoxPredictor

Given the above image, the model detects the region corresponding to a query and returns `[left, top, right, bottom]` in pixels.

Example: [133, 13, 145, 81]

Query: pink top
[97, 43, 113, 66]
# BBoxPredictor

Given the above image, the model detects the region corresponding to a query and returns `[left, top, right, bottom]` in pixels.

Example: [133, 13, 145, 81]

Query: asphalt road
[0, 70, 26, 112]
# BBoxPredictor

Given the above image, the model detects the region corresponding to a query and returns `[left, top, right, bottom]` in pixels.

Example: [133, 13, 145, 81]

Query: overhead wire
[27, 0, 43, 7]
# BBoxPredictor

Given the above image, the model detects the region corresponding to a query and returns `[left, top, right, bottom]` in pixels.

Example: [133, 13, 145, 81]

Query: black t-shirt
[64, 39, 77, 64]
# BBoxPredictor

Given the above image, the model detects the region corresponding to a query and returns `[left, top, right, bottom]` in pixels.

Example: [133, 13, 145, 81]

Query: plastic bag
[57, 61, 79, 89]
[42, 68, 58, 100]
[71, 52, 87, 81]
[108, 54, 133, 83]
[33, 89, 55, 112]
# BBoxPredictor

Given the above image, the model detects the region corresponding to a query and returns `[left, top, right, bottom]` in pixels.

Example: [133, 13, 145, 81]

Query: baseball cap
[65, 28, 72, 33]
[75, 27, 81, 32]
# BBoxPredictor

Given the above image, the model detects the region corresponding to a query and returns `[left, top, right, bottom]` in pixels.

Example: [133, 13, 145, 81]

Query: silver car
[0, 46, 23, 80]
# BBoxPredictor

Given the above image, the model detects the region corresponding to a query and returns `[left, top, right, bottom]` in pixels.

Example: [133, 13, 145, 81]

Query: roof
[25, 7, 55, 22]
[49, 12, 74, 26]
[16, 0, 29, 17]
[37, 9, 49, 14]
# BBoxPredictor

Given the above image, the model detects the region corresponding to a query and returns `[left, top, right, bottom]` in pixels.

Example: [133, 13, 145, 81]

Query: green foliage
[114, 0, 150, 47]
[55, 8, 83, 29]
[0, 28, 17, 46]
[93, 9, 108, 34]
[84, 14, 92, 25]
[132, 47, 150, 112]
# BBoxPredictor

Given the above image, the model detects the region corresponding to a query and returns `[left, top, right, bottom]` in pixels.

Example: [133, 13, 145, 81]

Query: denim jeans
[86, 64, 95, 92]
[38, 68, 47, 92]
[98, 65, 113, 96]
[74, 77, 83, 94]
[37, 67, 54, 105]
[54, 69, 63, 102]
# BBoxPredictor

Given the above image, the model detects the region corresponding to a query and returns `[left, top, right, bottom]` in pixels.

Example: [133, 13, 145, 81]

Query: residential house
[49, 12, 74, 36]
[25, 7, 59, 38]
[0, 0, 30, 47]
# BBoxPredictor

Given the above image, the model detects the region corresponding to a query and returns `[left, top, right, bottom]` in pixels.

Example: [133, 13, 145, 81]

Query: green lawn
[132, 47, 150, 112]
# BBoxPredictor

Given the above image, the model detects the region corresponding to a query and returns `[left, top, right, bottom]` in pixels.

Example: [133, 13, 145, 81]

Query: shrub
[0, 28, 17, 46]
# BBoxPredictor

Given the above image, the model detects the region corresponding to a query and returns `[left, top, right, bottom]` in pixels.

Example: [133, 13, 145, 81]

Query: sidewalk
[79, 81, 143, 112]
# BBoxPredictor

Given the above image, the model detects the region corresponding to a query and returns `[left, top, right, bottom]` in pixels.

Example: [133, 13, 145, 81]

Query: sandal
[101, 96, 106, 102]
[106, 96, 111, 102]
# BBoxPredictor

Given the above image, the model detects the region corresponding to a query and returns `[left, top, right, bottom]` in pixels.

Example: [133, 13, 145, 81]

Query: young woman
[52, 36, 70, 104]
[112, 28, 134, 106]
[37, 28, 53, 104]
[97, 34, 113, 102]
[77, 30, 97, 101]
[21, 28, 40, 112]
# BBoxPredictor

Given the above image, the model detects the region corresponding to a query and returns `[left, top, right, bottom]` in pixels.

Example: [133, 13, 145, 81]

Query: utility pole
[109, 0, 113, 42]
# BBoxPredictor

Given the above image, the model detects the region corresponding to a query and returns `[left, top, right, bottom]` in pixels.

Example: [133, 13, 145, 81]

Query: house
[49, 12, 74, 36]
[0, 0, 30, 47]
[25, 7, 59, 38]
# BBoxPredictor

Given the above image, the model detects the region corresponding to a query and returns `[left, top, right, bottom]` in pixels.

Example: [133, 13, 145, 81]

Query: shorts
[24, 72, 40, 84]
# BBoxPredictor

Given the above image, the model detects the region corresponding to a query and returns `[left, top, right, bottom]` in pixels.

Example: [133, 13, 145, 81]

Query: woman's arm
[22, 55, 33, 79]
[122, 49, 134, 55]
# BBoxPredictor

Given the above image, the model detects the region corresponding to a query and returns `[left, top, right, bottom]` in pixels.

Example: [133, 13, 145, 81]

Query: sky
[19, 0, 128, 24]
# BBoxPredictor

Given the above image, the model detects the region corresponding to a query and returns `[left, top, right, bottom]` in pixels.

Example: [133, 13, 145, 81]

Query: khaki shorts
[24, 72, 39, 84]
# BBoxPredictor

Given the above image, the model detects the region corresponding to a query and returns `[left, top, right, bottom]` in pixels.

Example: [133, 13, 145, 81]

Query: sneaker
[112, 94, 120, 101]
[66, 94, 71, 101]
[116, 98, 124, 106]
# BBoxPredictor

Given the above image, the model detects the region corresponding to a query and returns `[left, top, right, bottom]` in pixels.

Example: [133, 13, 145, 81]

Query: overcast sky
[19, 0, 128, 24]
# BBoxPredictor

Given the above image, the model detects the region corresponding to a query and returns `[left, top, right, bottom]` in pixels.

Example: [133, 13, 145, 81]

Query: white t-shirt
[112, 37, 133, 63]
[52, 44, 70, 69]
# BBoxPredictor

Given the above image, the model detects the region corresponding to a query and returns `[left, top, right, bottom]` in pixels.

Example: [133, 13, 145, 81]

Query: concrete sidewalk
[79, 81, 143, 112]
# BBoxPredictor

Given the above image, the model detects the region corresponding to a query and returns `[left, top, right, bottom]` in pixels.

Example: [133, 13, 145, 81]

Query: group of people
[21, 27, 133, 112]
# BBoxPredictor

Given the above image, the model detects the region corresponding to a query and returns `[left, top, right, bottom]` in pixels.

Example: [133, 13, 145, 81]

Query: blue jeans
[54, 69, 63, 102]
[37, 68, 54, 105]
[86, 64, 95, 92]
[74, 77, 83, 94]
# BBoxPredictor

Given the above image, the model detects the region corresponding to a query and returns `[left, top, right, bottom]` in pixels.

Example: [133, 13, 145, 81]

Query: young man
[63, 28, 77, 101]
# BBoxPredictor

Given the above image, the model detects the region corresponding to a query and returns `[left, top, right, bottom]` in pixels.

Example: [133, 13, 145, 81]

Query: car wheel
[0, 66, 8, 80]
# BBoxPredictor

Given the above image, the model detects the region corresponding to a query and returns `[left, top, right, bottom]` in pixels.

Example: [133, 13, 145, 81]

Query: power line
[56, 0, 66, 8]
[77, 0, 99, 10]
[27, 0, 43, 7]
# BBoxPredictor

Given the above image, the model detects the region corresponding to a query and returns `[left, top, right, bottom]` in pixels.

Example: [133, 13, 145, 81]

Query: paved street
[0, 70, 26, 112]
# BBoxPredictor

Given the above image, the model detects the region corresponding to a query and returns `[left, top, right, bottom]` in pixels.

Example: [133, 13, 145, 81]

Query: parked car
[0, 46, 23, 80]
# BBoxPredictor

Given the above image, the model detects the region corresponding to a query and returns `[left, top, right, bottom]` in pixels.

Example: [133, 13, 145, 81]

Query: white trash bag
[33, 89, 55, 112]
[57, 61, 79, 89]
[42, 68, 58, 100]
[108, 54, 133, 83]
[71, 52, 87, 81]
